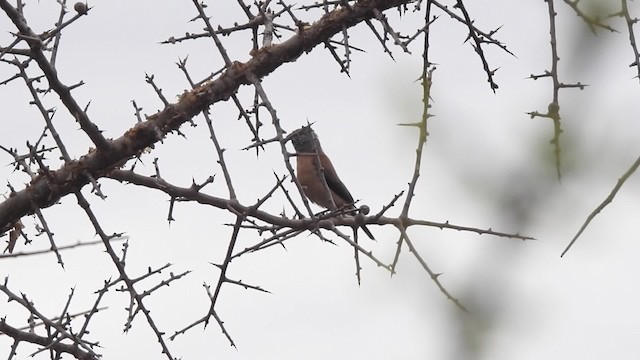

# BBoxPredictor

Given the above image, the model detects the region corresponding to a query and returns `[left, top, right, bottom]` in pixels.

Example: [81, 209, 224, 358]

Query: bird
[287, 125, 374, 239]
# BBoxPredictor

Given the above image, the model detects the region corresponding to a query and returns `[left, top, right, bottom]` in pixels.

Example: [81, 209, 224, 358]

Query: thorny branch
[3, 0, 636, 358]
[560, 0, 640, 256]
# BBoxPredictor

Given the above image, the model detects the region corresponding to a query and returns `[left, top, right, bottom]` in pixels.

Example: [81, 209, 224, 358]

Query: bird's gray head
[288, 125, 321, 153]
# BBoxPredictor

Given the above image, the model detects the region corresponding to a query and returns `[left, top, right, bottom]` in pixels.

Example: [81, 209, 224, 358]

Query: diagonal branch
[0, 0, 410, 235]
[562, 153, 640, 257]
[0, 0, 109, 151]
[0, 320, 98, 360]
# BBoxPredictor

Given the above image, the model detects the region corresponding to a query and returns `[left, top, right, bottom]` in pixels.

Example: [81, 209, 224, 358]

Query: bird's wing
[320, 154, 355, 205]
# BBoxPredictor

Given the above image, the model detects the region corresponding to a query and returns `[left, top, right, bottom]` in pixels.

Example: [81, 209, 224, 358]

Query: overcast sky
[1, 0, 640, 359]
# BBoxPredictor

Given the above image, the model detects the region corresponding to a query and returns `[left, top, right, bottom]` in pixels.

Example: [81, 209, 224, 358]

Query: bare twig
[562, 154, 640, 257]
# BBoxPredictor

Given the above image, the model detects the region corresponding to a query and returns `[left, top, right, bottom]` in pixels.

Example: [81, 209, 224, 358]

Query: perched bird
[287, 125, 374, 239]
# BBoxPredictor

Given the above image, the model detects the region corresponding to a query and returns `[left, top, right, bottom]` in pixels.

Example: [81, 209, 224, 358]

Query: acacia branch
[0, 0, 410, 235]
[0, 0, 109, 152]
[0, 320, 98, 360]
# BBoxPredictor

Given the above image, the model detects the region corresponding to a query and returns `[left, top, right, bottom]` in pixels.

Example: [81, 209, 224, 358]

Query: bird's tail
[360, 224, 375, 240]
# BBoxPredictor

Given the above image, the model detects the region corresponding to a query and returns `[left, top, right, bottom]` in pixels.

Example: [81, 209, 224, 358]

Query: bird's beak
[284, 129, 300, 143]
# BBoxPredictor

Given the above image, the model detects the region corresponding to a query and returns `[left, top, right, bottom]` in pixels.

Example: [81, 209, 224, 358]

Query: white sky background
[1, 0, 640, 359]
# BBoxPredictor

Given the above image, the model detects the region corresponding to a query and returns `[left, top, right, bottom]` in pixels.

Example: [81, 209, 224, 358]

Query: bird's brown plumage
[288, 125, 374, 239]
